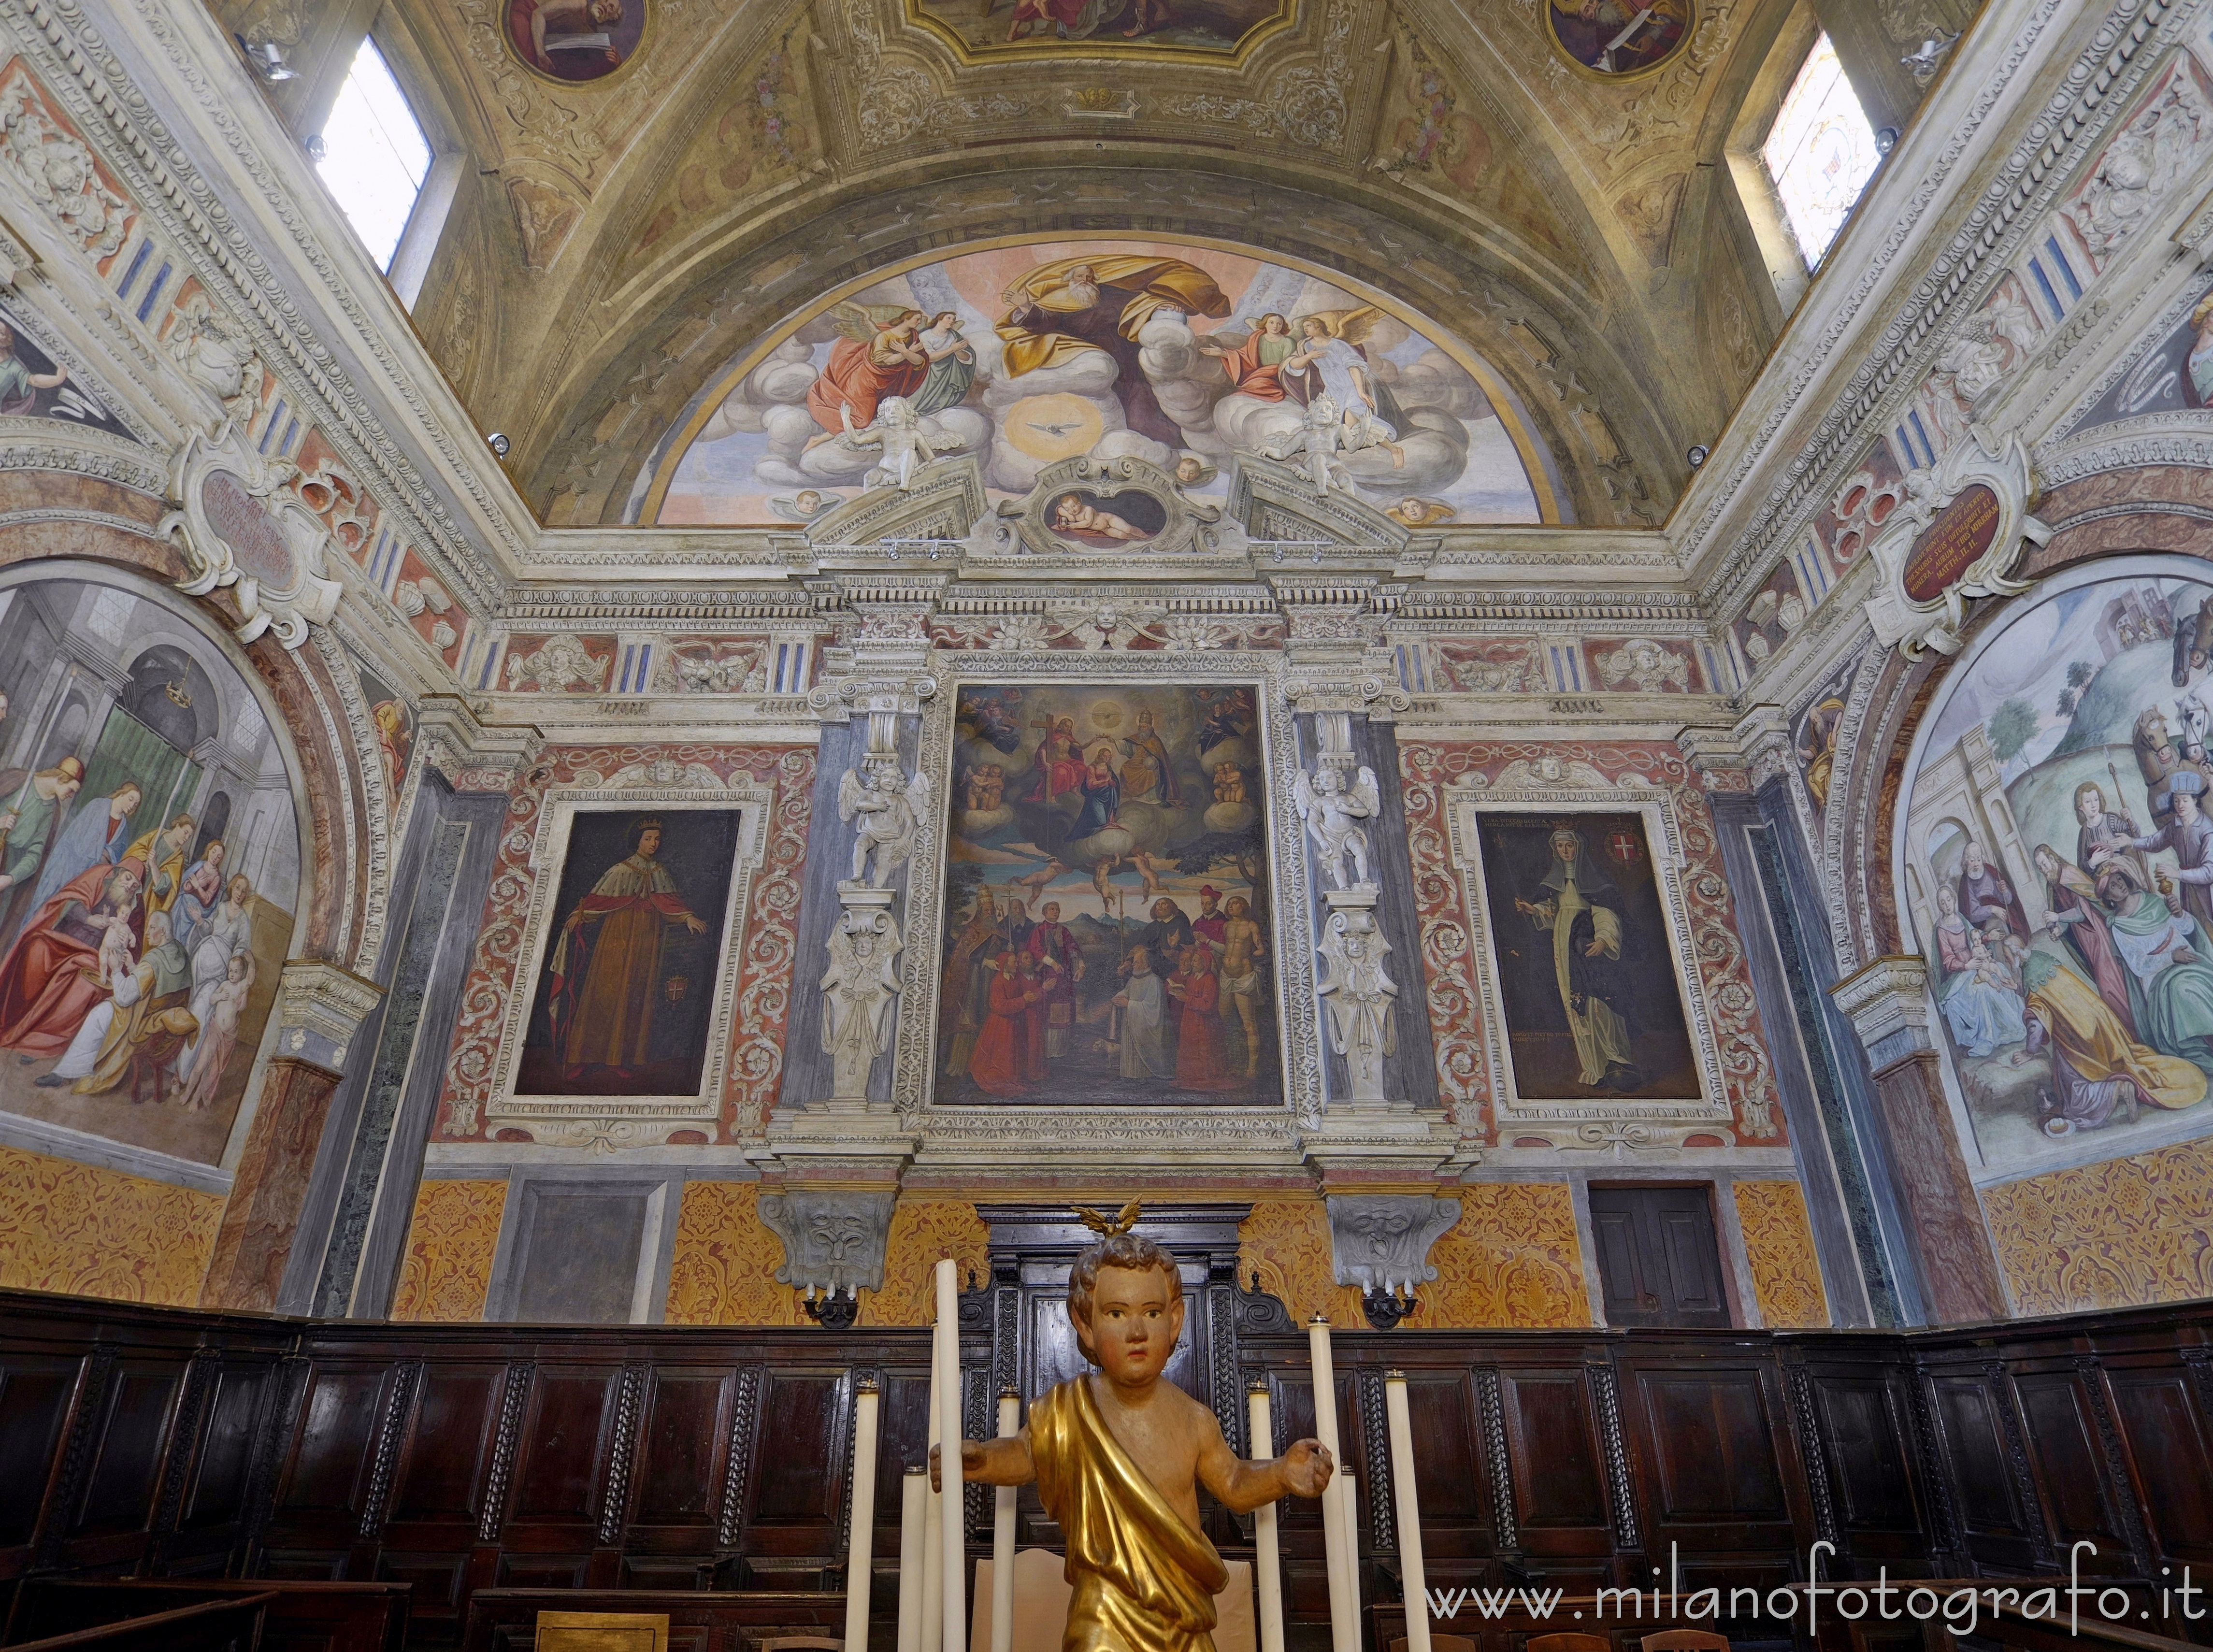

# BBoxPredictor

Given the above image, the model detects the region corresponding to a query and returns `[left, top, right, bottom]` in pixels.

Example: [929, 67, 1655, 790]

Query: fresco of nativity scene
[641, 239, 1559, 532]
[0, 573, 300, 1169]
[1902, 567, 2213, 1176]
[936, 683, 1276, 1106]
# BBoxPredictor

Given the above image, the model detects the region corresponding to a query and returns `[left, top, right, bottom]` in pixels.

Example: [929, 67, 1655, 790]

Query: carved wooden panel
[631, 1367, 733, 1527]
[274, 1365, 391, 1521]
[1498, 1369, 1611, 1543]
[384, 1364, 502, 1527]
[2015, 1373, 2131, 1562]
[2106, 1367, 2213, 1563]
[1811, 1376, 1919, 1534]
[1630, 1366, 1793, 1536]
[0, 1356, 79, 1551]
[508, 1367, 618, 1524]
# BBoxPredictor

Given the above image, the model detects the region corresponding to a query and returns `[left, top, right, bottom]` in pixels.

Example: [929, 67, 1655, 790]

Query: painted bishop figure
[933, 1203, 1334, 1652]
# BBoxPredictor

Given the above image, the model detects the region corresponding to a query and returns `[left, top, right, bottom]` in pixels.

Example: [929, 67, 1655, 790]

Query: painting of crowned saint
[1901, 570, 2213, 1172]
[939, 684, 1275, 1105]
[910, 0, 1288, 55]
[647, 240, 1554, 529]
[0, 575, 300, 1166]
[1474, 813, 1700, 1101]
[504, 0, 646, 81]
[516, 811, 744, 1096]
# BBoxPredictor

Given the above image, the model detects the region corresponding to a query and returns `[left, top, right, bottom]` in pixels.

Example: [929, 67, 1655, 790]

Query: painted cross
[1607, 828, 1641, 865]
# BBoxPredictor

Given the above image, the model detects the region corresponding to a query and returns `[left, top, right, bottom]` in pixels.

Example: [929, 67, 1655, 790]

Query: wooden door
[1588, 1186, 1731, 1327]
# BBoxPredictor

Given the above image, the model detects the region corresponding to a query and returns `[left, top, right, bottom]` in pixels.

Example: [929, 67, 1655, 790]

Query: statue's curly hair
[1067, 1231, 1182, 1359]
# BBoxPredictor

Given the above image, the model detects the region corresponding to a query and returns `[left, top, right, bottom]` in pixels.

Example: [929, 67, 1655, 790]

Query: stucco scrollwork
[160, 423, 343, 650]
[1863, 426, 2049, 660]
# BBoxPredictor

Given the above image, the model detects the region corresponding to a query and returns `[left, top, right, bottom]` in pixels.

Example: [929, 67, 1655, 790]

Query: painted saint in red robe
[805, 313, 929, 435]
[1166, 945, 1241, 1092]
[0, 859, 145, 1061]
[968, 952, 1043, 1096]
[1195, 313, 1294, 402]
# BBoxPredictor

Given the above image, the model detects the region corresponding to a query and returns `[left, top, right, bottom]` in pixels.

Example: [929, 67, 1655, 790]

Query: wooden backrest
[1390, 1636, 1480, 1652]
[1529, 1635, 1613, 1652]
[4, 1579, 410, 1652]
[10, 1594, 275, 1652]
[1640, 1633, 1730, 1652]
[750, 1638, 845, 1652]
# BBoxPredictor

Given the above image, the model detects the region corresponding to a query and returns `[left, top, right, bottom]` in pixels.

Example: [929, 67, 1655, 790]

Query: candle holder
[1361, 1284, 1415, 1331]
[804, 1284, 860, 1330]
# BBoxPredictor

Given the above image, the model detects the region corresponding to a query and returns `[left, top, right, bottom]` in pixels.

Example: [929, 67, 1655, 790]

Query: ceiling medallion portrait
[905, 0, 1294, 64]
[1544, 0, 1695, 79]
[502, 0, 651, 85]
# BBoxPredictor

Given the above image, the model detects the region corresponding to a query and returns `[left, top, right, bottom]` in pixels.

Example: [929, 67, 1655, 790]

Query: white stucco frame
[1442, 774, 1735, 1148]
[485, 777, 771, 1148]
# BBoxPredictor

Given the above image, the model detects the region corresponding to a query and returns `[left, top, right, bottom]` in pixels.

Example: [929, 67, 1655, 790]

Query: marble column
[201, 960, 382, 1310]
[1829, 955, 2008, 1322]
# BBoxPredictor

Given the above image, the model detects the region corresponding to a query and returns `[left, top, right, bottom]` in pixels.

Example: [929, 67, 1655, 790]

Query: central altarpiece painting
[936, 682, 1276, 1106]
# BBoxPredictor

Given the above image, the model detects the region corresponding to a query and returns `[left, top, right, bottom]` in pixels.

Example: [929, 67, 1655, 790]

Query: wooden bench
[3, 1578, 409, 1652]
[6, 1592, 275, 1652]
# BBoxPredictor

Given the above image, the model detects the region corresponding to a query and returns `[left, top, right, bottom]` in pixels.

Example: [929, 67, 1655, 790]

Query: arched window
[1761, 33, 1880, 268]
[314, 36, 432, 273]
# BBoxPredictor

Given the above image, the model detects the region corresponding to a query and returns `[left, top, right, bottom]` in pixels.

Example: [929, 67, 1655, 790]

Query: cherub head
[795, 488, 823, 514]
[1054, 494, 1084, 525]
[879, 397, 918, 428]
[1067, 1218, 1183, 1385]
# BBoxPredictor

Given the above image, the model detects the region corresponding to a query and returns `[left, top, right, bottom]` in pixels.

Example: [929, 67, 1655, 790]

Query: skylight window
[1762, 34, 1880, 268]
[315, 37, 431, 272]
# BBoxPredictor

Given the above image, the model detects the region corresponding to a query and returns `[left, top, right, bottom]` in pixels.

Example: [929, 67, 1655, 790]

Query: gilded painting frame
[1443, 776, 1732, 1147]
[484, 777, 772, 1148]
[864, 650, 1329, 1162]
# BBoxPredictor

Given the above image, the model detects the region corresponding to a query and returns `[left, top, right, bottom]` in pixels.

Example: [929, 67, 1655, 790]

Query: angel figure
[770, 488, 831, 522]
[840, 396, 960, 490]
[1263, 395, 1354, 494]
[1279, 309, 1408, 435]
[1385, 497, 1455, 528]
[1293, 762, 1380, 890]
[819, 912, 903, 1098]
[839, 759, 931, 887]
[804, 302, 929, 446]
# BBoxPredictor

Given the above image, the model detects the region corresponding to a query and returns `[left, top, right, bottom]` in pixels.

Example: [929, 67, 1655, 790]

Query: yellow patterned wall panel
[1238, 1199, 1365, 1328]
[390, 1179, 508, 1322]
[866, 1199, 991, 1327]
[663, 1180, 805, 1327]
[1733, 1179, 1831, 1329]
[1404, 1183, 1591, 1329]
[1983, 1136, 2213, 1316]
[0, 1144, 223, 1307]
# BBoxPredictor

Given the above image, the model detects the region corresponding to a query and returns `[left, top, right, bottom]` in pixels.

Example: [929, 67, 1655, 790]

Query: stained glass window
[315, 37, 431, 273]
[1763, 34, 1880, 268]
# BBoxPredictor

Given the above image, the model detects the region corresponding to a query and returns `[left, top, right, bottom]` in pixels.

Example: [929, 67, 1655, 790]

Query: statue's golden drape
[1029, 1376, 1228, 1652]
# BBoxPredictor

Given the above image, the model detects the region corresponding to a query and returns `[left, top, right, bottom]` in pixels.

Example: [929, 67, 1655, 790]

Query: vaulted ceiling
[226, 0, 1973, 532]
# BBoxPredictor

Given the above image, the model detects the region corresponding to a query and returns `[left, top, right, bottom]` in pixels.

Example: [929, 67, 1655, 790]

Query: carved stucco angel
[819, 911, 903, 1097]
[1293, 763, 1380, 890]
[838, 760, 931, 887]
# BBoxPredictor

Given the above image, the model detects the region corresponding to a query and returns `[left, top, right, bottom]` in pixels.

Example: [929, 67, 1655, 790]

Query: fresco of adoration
[647, 239, 1552, 530]
[1902, 566, 2213, 1175]
[911, 0, 1290, 55]
[0, 574, 300, 1167]
[937, 683, 1277, 1106]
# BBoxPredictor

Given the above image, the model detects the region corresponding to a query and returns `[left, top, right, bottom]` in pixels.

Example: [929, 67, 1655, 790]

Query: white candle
[1384, 1373, 1430, 1652]
[936, 1259, 967, 1652]
[1248, 1382, 1285, 1652]
[1306, 1315, 1357, 1652]
[1338, 1473, 1362, 1639]
[898, 1466, 927, 1652]
[847, 1379, 881, 1652]
[923, 1336, 943, 1652]
[991, 1388, 1019, 1652]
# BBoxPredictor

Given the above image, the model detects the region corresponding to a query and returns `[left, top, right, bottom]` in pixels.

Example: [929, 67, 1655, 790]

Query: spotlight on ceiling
[487, 432, 511, 459]
[1875, 126, 1900, 154]
[239, 37, 297, 80]
[303, 134, 327, 161]
[1687, 445, 1710, 469]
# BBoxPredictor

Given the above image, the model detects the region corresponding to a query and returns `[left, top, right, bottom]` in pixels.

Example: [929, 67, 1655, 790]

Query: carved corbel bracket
[758, 1189, 899, 1311]
[272, 958, 384, 1069]
[1829, 953, 1935, 1071]
[1324, 1193, 1461, 1319]
[414, 693, 544, 791]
